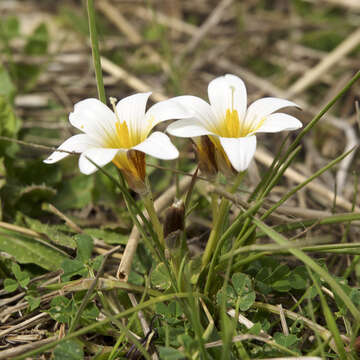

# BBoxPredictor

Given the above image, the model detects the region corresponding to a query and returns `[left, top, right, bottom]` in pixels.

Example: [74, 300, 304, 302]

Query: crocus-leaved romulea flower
[167, 74, 302, 176]
[44, 93, 188, 193]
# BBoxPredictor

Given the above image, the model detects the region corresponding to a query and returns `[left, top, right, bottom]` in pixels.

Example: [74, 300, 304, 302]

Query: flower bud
[163, 200, 185, 249]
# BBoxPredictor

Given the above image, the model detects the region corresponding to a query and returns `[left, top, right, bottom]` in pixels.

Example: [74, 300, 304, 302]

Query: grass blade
[252, 217, 360, 322]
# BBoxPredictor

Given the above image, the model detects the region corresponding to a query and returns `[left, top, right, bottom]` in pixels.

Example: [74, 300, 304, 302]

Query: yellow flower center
[216, 108, 265, 138]
[115, 121, 132, 148]
[106, 97, 152, 149]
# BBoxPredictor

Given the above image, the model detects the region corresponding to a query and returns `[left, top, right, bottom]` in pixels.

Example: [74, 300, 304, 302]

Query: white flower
[167, 74, 302, 173]
[44, 93, 189, 192]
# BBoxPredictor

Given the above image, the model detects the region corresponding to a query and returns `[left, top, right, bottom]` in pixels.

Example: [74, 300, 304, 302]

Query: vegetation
[1, 0, 360, 359]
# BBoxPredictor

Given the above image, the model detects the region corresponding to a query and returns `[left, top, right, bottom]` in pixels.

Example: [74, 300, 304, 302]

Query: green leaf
[274, 332, 298, 348]
[128, 269, 144, 286]
[25, 295, 41, 311]
[232, 273, 256, 311]
[20, 214, 76, 249]
[75, 234, 93, 264]
[2, 16, 20, 40]
[25, 23, 49, 55]
[158, 347, 184, 360]
[216, 284, 237, 307]
[4, 278, 18, 293]
[91, 255, 104, 272]
[248, 322, 262, 335]
[156, 301, 183, 324]
[11, 262, 30, 288]
[80, 302, 99, 326]
[61, 259, 87, 282]
[54, 175, 94, 210]
[53, 340, 84, 360]
[0, 65, 16, 101]
[252, 217, 360, 322]
[48, 296, 73, 324]
[0, 230, 69, 271]
[151, 262, 171, 290]
[289, 266, 308, 290]
[83, 228, 127, 245]
[17, 185, 57, 207]
[0, 96, 21, 157]
[272, 279, 291, 292]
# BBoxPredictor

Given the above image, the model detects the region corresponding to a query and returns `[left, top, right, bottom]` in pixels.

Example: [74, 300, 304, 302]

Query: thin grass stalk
[183, 278, 209, 360]
[262, 147, 355, 220]
[202, 198, 230, 270]
[343, 172, 360, 279]
[222, 241, 360, 260]
[253, 217, 360, 322]
[86, 0, 106, 103]
[307, 266, 347, 359]
[108, 278, 150, 360]
[219, 227, 239, 359]
[254, 301, 347, 355]
[86, 158, 177, 288]
[68, 252, 109, 334]
[142, 190, 164, 246]
[235, 147, 355, 249]
[257, 145, 302, 200]
[217, 198, 264, 251]
[248, 133, 291, 202]
[306, 291, 327, 358]
[14, 292, 199, 360]
[275, 71, 360, 170]
[247, 71, 360, 212]
[259, 212, 360, 237]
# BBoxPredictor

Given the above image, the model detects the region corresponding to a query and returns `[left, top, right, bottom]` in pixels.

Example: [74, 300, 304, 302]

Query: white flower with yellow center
[44, 93, 189, 192]
[167, 74, 302, 173]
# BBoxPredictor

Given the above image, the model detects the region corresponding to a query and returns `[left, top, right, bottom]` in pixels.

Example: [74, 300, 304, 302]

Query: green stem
[202, 198, 229, 270]
[202, 172, 246, 292]
[142, 191, 164, 247]
[211, 192, 219, 221]
[86, 0, 106, 103]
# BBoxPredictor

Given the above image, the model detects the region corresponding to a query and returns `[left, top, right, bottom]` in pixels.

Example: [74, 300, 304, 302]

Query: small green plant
[1, 1, 360, 359]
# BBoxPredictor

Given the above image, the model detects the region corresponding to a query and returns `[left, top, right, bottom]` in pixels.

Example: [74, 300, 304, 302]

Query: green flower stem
[202, 172, 246, 293]
[202, 198, 229, 270]
[86, 0, 106, 103]
[142, 191, 164, 247]
[211, 192, 219, 221]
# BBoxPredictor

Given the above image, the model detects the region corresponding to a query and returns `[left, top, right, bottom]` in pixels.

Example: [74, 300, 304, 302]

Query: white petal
[208, 74, 247, 122]
[255, 113, 302, 133]
[132, 131, 179, 160]
[116, 92, 151, 139]
[246, 97, 298, 121]
[146, 98, 192, 130]
[167, 119, 215, 138]
[79, 148, 119, 175]
[44, 134, 99, 164]
[69, 98, 117, 143]
[168, 96, 218, 130]
[219, 136, 257, 172]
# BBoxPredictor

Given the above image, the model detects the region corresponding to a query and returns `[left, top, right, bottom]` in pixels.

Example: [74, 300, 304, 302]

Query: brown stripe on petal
[112, 151, 147, 193]
[208, 135, 237, 178]
[215, 148, 237, 178]
[192, 136, 218, 178]
[127, 150, 146, 182]
[122, 150, 147, 194]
